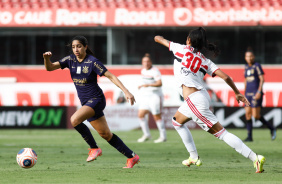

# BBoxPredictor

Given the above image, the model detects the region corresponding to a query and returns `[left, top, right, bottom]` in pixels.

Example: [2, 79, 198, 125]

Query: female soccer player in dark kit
[154, 27, 265, 173]
[243, 48, 276, 142]
[43, 35, 139, 168]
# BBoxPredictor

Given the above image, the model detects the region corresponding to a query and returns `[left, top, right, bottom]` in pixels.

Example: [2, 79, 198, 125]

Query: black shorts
[84, 96, 106, 122]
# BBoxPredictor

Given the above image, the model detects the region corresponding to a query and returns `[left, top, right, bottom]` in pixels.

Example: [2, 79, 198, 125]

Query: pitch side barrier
[0, 106, 281, 130]
[0, 106, 76, 129]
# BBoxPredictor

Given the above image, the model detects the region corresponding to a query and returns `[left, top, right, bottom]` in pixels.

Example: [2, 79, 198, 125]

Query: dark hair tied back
[71, 35, 95, 56]
[72, 35, 88, 46]
[189, 27, 220, 57]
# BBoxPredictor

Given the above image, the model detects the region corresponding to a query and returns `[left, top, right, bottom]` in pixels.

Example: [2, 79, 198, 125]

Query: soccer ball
[16, 148, 37, 169]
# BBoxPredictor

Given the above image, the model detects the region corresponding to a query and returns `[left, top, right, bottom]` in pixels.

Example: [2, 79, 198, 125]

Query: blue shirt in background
[244, 62, 264, 94]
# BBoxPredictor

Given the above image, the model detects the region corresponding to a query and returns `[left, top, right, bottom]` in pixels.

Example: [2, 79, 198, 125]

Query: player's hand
[236, 93, 250, 106]
[138, 84, 149, 89]
[254, 92, 261, 100]
[154, 35, 164, 41]
[43, 51, 52, 59]
[125, 91, 136, 106]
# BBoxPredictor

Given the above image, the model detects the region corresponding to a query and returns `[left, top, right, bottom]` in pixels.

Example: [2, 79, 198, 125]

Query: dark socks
[74, 123, 98, 148]
[258, 117, 274, 131]
[246, 119, 253, 139]
[108, 134, 135, 158]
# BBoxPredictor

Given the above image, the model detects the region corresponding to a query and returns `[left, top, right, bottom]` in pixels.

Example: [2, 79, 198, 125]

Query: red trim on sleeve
[201, 65, 208, 70]
[212, 68, 220, 77]
[175, 52, 184, 58]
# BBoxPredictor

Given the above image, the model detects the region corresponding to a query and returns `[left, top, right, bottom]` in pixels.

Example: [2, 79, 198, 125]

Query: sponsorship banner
[0, 80, 282, 107]
[88, 106, 282, 131]
[0, 106, 74, 129]
[0, 105, 280, 130]
[83, 106, 200, 131]
[214, 107, 282, 128]
[1, 7, 282, 27]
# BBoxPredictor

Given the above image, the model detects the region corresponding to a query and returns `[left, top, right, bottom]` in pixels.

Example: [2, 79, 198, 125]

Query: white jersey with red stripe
[139, 66, 163, 96]
[169, 41, 219, 96]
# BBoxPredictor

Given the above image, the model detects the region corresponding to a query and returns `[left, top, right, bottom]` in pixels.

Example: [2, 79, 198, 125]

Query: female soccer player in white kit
[154, 27, 265, 173]
[137, 53, 167, 143]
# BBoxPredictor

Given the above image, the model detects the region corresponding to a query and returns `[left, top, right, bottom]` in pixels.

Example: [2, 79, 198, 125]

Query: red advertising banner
[1, 7, 282, 27]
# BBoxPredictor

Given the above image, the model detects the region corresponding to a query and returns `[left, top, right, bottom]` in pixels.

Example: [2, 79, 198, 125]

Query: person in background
[243, 48, 276, 142]
[137, 53, 167, 143]
[43, 35, 139, 168]
[154, 27, 265, 173]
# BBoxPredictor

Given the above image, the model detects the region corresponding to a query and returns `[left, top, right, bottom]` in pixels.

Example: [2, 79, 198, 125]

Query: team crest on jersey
[82, 66, 89, 73]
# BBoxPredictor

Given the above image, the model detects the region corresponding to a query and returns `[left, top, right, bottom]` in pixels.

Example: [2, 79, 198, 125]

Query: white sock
[172, 118, 198, 160]
[156, 119, 166, 139]
[217, 129, 256, 161]
[139, 118, 150, 137]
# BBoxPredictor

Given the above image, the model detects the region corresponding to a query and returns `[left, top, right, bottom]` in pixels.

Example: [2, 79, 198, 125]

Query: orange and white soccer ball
[16, 148, 37, 169]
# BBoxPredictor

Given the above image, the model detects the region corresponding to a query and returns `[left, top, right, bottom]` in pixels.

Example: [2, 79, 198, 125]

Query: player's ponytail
[70, 35, 95, 56]
[188, 27, 220, 57]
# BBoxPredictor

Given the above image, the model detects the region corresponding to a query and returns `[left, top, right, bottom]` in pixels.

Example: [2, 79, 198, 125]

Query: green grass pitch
[1, 129, 281, 184]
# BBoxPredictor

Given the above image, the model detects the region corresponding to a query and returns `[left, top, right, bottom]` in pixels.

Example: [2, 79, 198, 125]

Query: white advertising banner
[1, 76, 282, 107]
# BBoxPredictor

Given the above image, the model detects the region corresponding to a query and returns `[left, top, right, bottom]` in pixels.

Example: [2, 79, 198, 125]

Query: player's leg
[90, 116, 139, 168]
[253, 107, 276, 140]
[137, 109, 151, 142]
[244, 106, 253, 142]
[70, 105, 101, 162]
[209, 122, 265, 173]
[152, 113, 166, 143]
[71, 106, 99, 149]
[172, 111, 200, 166]
[151, 95, 166, 143]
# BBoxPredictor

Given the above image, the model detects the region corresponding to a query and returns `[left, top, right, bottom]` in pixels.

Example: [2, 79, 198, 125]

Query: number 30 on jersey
[181, 52, 202, 73]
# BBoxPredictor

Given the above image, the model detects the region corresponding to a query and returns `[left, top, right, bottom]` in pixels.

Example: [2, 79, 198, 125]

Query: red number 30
[181, 52, 202, 73]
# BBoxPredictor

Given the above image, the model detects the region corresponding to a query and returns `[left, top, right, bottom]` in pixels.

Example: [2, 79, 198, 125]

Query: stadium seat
[1, 0, 282, 10]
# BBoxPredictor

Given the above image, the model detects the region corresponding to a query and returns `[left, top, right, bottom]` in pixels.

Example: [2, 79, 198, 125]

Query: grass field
[0, 128, 281, 184]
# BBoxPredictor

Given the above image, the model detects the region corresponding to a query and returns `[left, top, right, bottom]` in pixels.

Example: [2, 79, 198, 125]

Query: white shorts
[178, 90, 218, 131]
[138, 93, 163, 115]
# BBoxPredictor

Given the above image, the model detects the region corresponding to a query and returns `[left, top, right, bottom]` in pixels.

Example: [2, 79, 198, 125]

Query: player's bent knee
[99, 131, 112, 141]
[70, 116, 81, 127]
[214, 128, 228, 140]
[172, 117, 182, 127]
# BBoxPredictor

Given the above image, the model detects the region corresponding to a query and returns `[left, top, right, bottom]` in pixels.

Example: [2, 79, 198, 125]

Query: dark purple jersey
[59, 54, 107, 105]
[244, 62, 264, 93]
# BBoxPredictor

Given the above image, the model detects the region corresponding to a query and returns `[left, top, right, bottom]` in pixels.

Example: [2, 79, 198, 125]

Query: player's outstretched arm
[43, 51, 61, 71]
[104, 70, 136, 105]
[154, 36, 170, 48]
[214, 69, 250, 106]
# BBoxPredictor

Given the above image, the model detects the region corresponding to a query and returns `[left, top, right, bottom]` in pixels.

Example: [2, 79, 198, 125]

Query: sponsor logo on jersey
[94, 62, 104, 73]
[84, 60, 92, 64]
[73, 78, 87, 85]
[180, 67, 197, 76]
